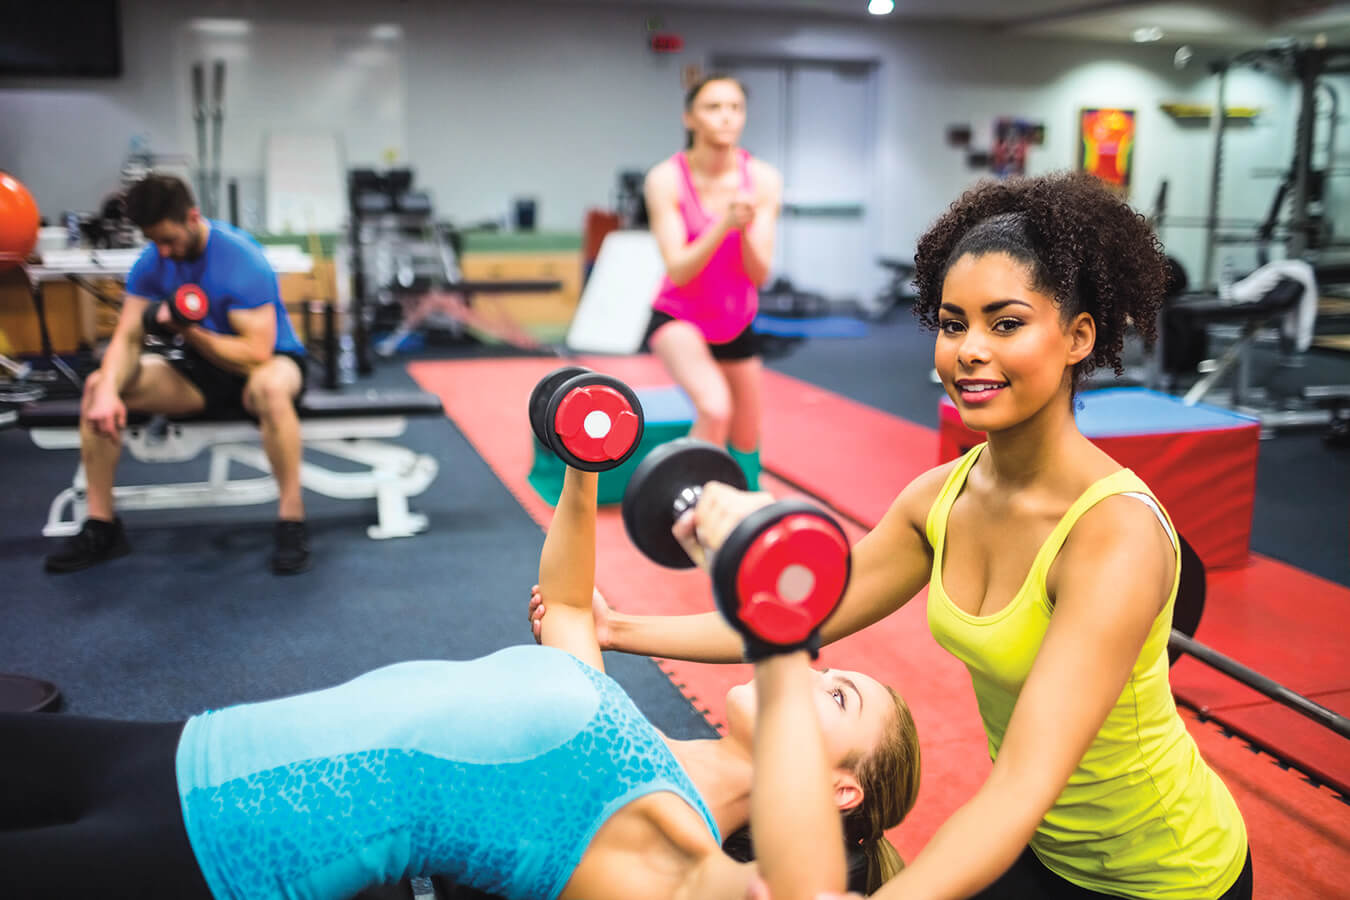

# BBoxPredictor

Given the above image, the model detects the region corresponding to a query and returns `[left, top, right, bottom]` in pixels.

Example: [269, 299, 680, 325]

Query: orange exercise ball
[0, 172, 41, 271]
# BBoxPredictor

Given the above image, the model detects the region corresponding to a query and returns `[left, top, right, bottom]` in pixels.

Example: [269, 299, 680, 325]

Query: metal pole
[192, 62, 208, 212]
[323, 301, 338, 391]
[1287, 48, 1321, 260]
[1170, 630, 1350, 739]
[211, 60, 225, 221]
[1202, 63, 1228, 289]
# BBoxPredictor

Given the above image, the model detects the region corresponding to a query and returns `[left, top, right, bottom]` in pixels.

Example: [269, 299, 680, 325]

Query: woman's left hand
[672, 481, 775, 569]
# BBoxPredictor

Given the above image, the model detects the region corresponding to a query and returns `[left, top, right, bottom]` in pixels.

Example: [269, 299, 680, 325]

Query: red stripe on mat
[1180, 708, 1350, 899]
[408, 356, 1350, 889]
[760, 370, 939, 526]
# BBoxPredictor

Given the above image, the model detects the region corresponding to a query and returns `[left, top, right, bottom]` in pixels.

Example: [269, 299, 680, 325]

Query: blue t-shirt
[126, 219, 304, 356]
[175, 645, 720, 900]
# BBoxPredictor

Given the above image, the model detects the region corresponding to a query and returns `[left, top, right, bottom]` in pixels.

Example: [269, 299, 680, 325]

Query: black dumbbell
[622, 437, 850, 659]
[142, 283, 210, 337]
[529, 366, 645, 472]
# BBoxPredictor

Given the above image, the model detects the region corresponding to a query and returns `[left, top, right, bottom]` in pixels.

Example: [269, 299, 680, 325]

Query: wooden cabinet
[0, 273, 105, 355]
[457, 251, 582, 333]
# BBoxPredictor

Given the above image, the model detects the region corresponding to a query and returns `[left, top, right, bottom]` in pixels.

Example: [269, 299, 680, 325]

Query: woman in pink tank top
[642, 74, 783, 489]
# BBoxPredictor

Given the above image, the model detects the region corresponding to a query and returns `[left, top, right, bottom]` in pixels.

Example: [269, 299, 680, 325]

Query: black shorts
[643, 310, 759, 361]
[163, 348, 308, 414]
[0, 714, 213, 898]
[971, 845, 1253, 900]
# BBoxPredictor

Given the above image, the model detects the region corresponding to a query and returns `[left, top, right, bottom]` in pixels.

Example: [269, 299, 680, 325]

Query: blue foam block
[1075, 388, 1257, 436]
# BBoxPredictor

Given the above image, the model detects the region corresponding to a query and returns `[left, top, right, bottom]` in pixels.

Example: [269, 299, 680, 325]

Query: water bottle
[1218, 257, 1236, 303]
[65, 212, 81, 249]
[338, 333, 357, 384]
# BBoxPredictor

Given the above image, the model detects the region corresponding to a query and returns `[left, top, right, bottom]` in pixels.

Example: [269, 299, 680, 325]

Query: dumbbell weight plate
[544, 372, 645, 472]
[622, 437, 747, 568]
[173, 283, 210, 323]
[712, 501, 851, 648]
[529, 366, 591, 449]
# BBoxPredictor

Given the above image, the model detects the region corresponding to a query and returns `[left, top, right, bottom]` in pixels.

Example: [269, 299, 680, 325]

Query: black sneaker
[271, 520, 311, 575]
[44, 517, 131, 573]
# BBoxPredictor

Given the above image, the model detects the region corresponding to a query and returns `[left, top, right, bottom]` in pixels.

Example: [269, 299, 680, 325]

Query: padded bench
[17, 389, 445, 540]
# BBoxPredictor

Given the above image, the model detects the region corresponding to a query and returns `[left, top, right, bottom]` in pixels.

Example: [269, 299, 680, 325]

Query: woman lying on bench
[0, 458, 919, 899]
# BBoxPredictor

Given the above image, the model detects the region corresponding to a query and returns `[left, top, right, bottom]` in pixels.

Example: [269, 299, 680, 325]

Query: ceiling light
[371, 24, 402, 41]
[1132, 26, 1164, 43]
[189, 18, 251, 37]
[868, 0, 895, 15]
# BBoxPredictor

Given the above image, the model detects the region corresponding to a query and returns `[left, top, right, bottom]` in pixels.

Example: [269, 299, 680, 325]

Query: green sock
[726, 444, 761, 492]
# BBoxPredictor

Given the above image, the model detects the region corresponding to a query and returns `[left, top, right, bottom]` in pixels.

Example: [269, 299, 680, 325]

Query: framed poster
[991, 118, 1043, 178]
[1079, 108, 1136, 194]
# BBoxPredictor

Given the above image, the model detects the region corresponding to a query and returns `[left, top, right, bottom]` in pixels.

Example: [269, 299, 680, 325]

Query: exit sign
[649, 33, 684, 53]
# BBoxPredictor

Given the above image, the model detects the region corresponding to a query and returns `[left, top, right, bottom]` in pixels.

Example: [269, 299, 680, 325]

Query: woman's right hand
[672, 482, 776, 570]
[722, 192, 756, 232]
[530, 584, 614, 650]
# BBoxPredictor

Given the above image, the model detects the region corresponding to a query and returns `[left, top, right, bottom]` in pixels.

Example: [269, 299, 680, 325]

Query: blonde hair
[843, 685, 921, 892]
[721, 685, 922, 894]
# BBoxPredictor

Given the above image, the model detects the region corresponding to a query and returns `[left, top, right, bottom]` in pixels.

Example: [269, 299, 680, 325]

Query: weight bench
[1173, 277, 1305, 409]
[1167, 277, 1348, 434]
[16, 389, 444, 540]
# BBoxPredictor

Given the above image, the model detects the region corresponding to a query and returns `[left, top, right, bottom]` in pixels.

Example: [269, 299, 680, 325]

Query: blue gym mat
[753, 314, 869, 339]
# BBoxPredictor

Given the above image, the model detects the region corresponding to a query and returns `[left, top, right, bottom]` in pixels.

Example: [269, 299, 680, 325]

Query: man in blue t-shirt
[45, 174, 311, 575]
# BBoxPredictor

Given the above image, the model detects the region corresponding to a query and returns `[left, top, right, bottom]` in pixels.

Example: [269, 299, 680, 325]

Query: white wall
[0, 0, 1311, 284]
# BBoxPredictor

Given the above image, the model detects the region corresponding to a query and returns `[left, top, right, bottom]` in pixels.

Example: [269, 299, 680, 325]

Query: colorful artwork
[1079, 108, 1136, 193]
[991, 119, 1043, 178]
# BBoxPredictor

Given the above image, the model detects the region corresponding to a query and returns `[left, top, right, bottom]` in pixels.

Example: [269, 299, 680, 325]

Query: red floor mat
[1183, 709, 1350, 899]
[408, 356, 1350, 891]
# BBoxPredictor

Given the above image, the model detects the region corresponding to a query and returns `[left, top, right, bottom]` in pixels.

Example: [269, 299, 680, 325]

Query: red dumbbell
[528, 367, 645, 472]
[171, 283, 210, 326]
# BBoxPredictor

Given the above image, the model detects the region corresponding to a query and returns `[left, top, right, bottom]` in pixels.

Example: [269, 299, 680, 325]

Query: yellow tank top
[925, 444, 1247, 899]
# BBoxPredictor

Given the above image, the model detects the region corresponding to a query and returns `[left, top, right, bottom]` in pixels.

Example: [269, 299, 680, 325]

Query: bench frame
[29, 416, 438, 540]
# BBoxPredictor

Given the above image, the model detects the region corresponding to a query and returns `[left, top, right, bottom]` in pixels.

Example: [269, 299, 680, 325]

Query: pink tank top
[651, 150, 759, 344]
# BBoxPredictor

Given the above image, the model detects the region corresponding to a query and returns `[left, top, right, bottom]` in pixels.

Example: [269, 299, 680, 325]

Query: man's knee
[246, 369, 298, 419]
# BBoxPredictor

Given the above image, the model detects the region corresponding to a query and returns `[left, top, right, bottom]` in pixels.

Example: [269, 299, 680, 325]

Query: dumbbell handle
[671, 485, 703, 521]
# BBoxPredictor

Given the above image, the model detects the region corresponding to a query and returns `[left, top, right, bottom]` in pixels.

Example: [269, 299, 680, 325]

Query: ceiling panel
[530, 0, 1350, 46]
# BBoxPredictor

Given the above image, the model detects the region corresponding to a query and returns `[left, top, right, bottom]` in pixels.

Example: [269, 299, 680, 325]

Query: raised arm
[537, 467, 605, 671]
[740, 161, 781, 287]
[646, 161, 741, 287]
[870, 497, 1173, 899]
[184, 304, 277, 376]
[746, 652, 848, 899]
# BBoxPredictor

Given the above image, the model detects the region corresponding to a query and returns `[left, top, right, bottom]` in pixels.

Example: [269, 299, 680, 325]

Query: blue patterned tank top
[176, 645, 720, 899]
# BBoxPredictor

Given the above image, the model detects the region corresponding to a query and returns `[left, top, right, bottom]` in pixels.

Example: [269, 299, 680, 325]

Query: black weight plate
[622, 437, 747, 568]
[529, 366, 590, 450]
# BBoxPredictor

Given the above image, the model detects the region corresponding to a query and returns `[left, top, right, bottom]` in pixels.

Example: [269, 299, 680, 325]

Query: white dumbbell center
[583, 410, 612, 438]
[776, 564, 816, 604]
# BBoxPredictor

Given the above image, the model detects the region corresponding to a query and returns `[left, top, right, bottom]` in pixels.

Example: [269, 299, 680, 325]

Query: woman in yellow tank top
[529, 172, 1251, 899]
